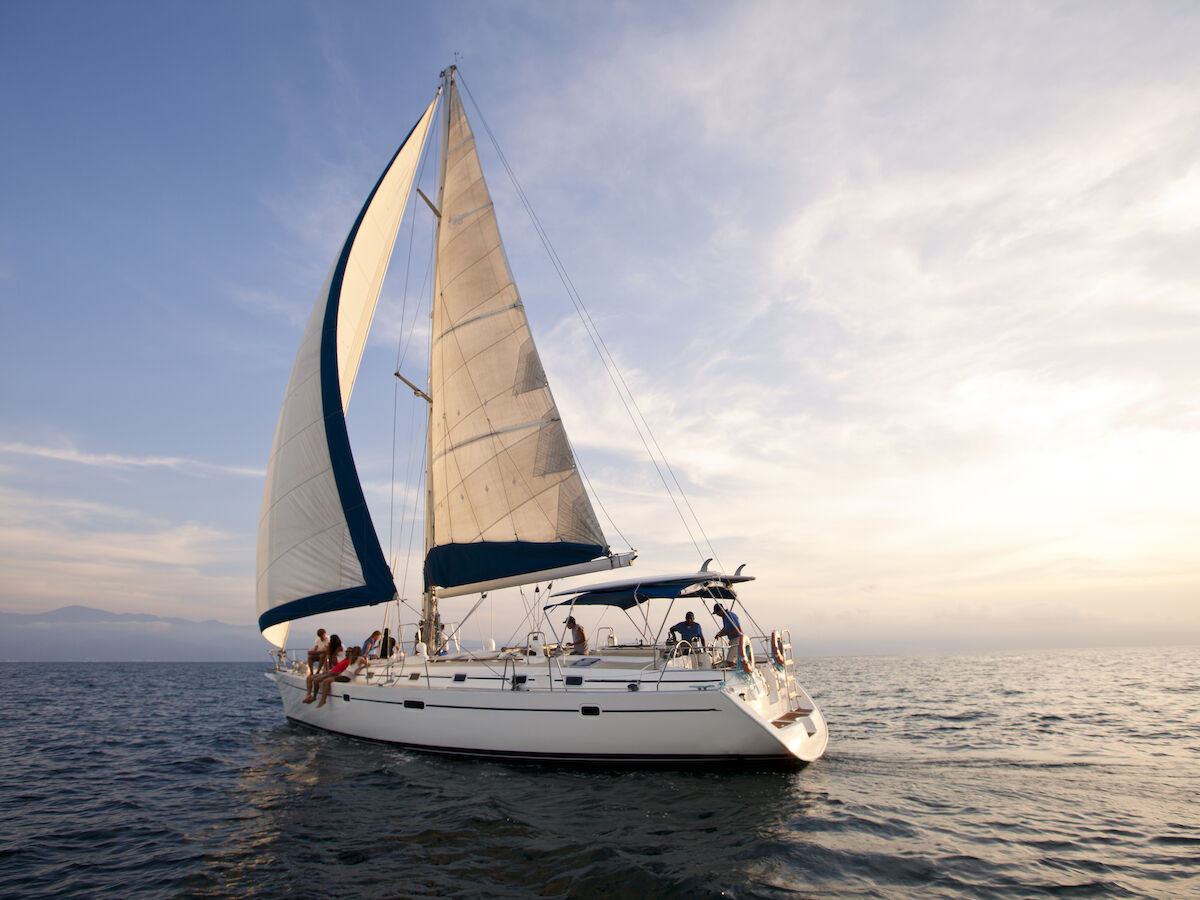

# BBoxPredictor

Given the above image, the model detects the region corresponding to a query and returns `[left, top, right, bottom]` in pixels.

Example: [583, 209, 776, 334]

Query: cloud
[472, 3, 1200, 650]
[0, 442, 263, 478]
[7, 3, 1197, 654]
[230, 285, 312, 328]
[0, 479, 253, 624]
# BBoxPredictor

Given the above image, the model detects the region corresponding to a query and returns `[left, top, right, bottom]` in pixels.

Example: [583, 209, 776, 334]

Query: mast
[420, 65, 455, 650]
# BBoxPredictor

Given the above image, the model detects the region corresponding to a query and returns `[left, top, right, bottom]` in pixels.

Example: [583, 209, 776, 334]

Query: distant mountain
[0, 606, 269, 662]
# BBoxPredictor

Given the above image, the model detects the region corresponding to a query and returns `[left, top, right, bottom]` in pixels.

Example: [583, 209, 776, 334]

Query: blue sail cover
[425, 541, 608, 591]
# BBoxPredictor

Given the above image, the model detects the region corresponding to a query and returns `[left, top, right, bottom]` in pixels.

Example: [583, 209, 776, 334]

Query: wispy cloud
[0, 484, 251, 622]
[0, 442, 263, 478]
[4, 2, 1197, 652]
[483, 3, 1200, 650]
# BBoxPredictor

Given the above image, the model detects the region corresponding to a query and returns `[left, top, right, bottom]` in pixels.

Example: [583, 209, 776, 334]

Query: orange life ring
[738, 634, 755, 674]
[771, 631, 786, 666]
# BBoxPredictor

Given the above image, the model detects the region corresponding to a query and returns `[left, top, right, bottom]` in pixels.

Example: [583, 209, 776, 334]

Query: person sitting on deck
[712, 603, 743, 667]
[303, 634, 342, 701]
[351, 648, 372, 678]
[310, 646, 362, 708]
[668, 611, 704, 647]
[563, 616, 589, 655]
[307, 628, 329, 671]
[361, 630, 382, 659]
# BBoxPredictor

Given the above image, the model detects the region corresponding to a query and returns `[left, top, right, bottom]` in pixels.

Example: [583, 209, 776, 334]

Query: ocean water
[1, 646, 1197, 898]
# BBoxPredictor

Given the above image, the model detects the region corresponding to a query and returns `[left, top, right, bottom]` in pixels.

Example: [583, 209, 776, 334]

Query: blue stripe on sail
[260, 115, 429, 635]
[315, 117, 431, 613]
[425, 541, 608, 590]
[258, 585, 381, 633]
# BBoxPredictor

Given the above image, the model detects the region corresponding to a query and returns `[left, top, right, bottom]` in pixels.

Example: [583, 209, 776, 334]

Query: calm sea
[1, 646, 1197, 898]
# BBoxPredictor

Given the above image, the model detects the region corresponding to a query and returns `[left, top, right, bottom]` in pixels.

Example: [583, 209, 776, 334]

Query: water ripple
[2, 650, 1199, 898]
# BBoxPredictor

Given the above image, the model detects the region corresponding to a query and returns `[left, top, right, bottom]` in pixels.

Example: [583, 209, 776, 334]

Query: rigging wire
[456, 71, 722, 570]
[381, 102, 440, 641]
[388, 116, 438, 568]
[390, 238, 434, 583]
[398, 416, 429, 597]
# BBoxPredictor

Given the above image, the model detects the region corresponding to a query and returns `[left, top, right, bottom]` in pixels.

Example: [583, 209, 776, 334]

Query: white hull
[271, 654, 828, 764]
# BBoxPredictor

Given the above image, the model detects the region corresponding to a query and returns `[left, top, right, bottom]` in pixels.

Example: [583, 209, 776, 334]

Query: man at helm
[712, 602, 742, 667]
[668, 611, 704, 646]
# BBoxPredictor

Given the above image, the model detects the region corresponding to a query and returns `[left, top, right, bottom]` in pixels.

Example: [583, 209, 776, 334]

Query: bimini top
[544, 570, 755, 611]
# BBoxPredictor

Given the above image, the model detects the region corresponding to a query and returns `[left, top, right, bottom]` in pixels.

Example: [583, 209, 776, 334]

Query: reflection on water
[211, 722, 815, 898]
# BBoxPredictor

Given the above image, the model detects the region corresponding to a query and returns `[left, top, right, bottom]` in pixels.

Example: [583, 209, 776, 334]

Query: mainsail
[425, 73, 616, 595]
[256, 96, 439, 646]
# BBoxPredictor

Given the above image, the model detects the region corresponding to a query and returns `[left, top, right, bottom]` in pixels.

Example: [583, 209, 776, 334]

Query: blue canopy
[543, 572, 747, 611]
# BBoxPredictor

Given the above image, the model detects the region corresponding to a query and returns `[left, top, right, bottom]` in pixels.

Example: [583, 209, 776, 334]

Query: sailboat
[256, 67, 828, 764]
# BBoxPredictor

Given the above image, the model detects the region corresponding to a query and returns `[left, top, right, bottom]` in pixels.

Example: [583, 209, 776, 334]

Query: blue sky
[2, 1, 1198, 655]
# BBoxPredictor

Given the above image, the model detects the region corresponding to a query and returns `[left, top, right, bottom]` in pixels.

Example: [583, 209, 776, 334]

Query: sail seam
[452, 493, 564, 541]
[449, 201, 492, 225]
[437, 315, 563, 539]
[447, 136, 473, 157]
[257, 519, 352, 587]
[436, 415, 558, 457]
[437, 240, 505, 296]
[432, 315, 527, 405]
[433, 300, 519, 341]
[279, 368, 320, 403]
[437, 188, 493, 250]
[258, 434, 340, 521]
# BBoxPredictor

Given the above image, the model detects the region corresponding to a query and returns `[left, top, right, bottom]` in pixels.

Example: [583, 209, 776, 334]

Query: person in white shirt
[564, 616, 589, 655]
[307, 628, 329, 671]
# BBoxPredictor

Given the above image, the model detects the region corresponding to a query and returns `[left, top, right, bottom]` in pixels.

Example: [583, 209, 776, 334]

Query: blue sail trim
[425, 541, 608, 590]
[258, 585, 383, 633]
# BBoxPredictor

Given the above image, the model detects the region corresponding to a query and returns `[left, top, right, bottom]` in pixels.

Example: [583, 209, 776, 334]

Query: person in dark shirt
[668, 611, 704, 646]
